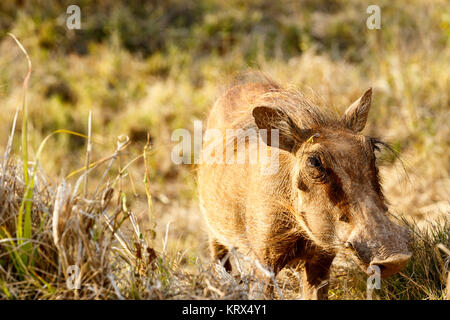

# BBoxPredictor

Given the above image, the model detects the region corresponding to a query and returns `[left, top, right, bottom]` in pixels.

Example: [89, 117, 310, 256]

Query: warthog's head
[252, 88, 411, 277]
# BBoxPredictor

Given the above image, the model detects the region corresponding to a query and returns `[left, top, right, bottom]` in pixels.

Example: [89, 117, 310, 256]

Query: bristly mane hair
[228, 71, 340, 134]
[219, 71, 341, 160]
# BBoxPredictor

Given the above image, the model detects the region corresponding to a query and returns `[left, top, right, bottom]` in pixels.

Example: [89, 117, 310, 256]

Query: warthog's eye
[307, 156, 322, 168]
[305, 155, 326, 181]
[371, 142, 381, 155]
[339, 212, 350, 223]
[370, 137, 384, 154]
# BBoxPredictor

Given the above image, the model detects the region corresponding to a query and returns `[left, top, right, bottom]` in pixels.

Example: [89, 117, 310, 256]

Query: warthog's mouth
[368, 253, 412, 278]
[351, 254, 412, 278]
[343, 245, 412, 278]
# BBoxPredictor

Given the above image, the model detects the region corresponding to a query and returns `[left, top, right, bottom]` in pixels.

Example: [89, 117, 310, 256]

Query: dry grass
[0, 149, 291, 299]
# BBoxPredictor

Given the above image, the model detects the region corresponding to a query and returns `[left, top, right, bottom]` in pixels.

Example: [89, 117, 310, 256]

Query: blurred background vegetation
[0, 0, 448, 298]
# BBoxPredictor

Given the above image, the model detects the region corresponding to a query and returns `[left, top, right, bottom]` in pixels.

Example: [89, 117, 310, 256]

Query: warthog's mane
[226, 71, 341, 152]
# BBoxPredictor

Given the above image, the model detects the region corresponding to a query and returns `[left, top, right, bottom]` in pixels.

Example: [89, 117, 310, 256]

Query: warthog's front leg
[301, 253, 335, 300]
[209, 237, 232, 272]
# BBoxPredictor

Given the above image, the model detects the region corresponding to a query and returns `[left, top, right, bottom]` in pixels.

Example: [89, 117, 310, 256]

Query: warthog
[198, 74, 411, 299]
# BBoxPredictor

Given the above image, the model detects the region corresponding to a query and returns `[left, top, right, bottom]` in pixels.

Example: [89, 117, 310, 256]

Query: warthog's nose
[369, 253, 412, 278]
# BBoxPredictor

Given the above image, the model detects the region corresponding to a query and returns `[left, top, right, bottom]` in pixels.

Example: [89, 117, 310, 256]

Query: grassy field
[0, 0, 449, 299]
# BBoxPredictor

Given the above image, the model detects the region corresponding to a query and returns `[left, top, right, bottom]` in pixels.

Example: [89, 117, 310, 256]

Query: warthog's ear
[342, 88, 372, 132]
[252, 106, 307, 153]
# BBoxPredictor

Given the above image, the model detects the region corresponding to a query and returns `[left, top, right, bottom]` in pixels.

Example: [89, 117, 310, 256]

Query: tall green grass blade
[7, 33, 32, 266]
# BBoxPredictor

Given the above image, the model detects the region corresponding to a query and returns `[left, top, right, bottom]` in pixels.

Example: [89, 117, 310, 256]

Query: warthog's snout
[369, 253, 412, 278]
[347, 223, 412, 278]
